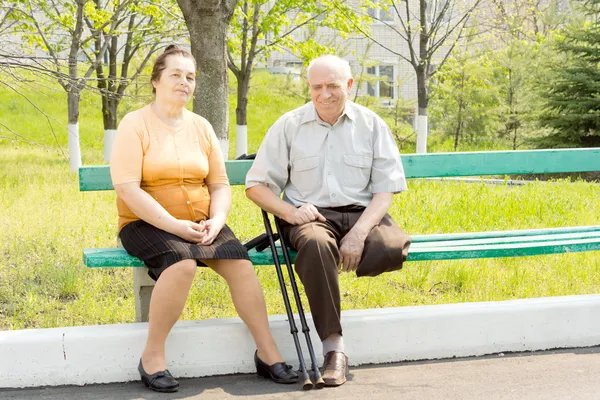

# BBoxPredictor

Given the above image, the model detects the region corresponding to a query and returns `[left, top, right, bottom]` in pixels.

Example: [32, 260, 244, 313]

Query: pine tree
[538, 0, 600, 147]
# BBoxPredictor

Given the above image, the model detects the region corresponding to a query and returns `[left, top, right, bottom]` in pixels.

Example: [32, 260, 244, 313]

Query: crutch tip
[314, 377, 325, 389]
[302, 378, 314, 390]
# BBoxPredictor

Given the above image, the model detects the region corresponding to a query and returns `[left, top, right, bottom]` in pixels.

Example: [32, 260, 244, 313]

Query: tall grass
[0, 70, 304, 160]
[1, 71, 599, 331]
[1, 146, 599, 330]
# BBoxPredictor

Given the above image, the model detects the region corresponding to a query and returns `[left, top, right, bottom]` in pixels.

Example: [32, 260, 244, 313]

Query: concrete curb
[2, 294, 600, 388]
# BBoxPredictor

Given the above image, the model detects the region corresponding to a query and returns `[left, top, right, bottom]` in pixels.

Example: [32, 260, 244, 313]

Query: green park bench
[80, 148, 600, 322]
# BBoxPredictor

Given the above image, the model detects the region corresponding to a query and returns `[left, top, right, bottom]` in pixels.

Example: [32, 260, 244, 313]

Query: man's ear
[346, 78, 354, 91]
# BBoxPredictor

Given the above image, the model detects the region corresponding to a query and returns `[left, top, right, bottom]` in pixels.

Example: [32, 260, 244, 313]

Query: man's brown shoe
[321, 351, 349, 387]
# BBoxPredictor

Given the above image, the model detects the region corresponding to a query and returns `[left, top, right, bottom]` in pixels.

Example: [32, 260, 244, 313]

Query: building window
[367, 64, 396, 100]
[368, 1, 394, 22]
[427, 0, 451, 25]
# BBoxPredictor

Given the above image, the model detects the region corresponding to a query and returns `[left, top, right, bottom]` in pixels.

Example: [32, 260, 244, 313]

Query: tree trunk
[95, 39, 112, 162]
[103, 96, 119, 162]
[67, 89, 82, 172]
[178, 0, 237, 160]
[414, 0, 430, 154]
[66, 0, 85, 172]
[454, 99, 464, 151]
[416, 65, 429, 153]
[102, 36, 120, 162]
[235, 72, 250, 157]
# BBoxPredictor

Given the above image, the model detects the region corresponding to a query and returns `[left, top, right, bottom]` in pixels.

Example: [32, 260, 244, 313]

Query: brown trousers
[280, 205, 411, 341]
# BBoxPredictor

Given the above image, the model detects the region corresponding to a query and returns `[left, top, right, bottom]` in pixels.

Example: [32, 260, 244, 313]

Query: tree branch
[330, 1, 411, 64]
[0, 79, 67, 158]
[227, 48, 241, 79]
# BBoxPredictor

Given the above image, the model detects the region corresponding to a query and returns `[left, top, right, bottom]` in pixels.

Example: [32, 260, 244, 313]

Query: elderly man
[245, 55, 411, 387]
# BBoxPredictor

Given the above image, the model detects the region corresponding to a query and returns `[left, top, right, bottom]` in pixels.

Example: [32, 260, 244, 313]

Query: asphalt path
[2, 347, 599, 400]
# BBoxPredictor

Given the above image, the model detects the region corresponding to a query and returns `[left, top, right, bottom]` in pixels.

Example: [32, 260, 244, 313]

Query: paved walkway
[2, 347, 599, 400]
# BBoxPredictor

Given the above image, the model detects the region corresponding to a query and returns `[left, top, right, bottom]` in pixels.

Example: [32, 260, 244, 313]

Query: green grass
[1, 146, 599, 330]
[1, 71, 600, 330]
[0, 69, 304, 160]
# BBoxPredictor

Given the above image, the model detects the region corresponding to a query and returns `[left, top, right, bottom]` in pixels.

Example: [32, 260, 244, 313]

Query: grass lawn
[1, 146, 599, 330]
[1, 71, 599, 331]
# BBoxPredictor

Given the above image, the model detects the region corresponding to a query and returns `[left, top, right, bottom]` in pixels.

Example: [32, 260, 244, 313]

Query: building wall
[263, 0, 434, 104]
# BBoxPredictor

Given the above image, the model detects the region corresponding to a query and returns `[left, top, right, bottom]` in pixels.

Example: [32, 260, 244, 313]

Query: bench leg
[132, 268, 155, 322]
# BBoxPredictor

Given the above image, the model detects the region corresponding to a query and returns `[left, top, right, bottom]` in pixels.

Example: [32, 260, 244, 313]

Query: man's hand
[199, 214, 227, 246]
[339, 228, 368, 273]
[285, 203, 326, 225]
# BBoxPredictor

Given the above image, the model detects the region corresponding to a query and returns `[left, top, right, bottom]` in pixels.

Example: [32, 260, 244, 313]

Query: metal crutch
[259, 210, 312, 389]
[261, 210, 325, 389]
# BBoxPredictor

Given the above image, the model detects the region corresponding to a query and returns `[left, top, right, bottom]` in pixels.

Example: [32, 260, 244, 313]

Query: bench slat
[245, 238, 600, 264]
[79, 161, 254, 191]
[79, 148, 600, 191]
[410, 230, 600, 248]
[411, 225, 600, 243]
[83, 235, 600, 267]
[404, 148, 600, 178]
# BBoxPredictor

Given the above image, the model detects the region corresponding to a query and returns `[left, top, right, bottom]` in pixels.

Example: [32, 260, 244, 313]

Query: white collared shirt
[245, 101, 407, 207]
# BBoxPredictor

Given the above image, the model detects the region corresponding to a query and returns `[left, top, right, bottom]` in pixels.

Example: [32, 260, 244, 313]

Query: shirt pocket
[291, 156, 321, 196]
[343, 154, 372, 189]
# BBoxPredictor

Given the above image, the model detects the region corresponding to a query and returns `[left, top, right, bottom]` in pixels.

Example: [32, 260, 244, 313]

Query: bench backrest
[79, 148, 600, 191]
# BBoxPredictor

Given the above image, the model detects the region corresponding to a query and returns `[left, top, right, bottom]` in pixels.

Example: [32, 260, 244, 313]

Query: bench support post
[132, 268, 155, 322]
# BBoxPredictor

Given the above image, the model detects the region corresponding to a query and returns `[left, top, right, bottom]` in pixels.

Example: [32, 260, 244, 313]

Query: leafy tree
[177, 0, 237, 158]
[430, 51, 501, 150]
[537, 0, 600, 147]
[227, 0, 364, 158]
[11, 0, 134, 171]
[490, 39, 557, 150]
[486, 0, 571, 42]
[358, 0, 483, 153]
[91, 1, 185, 162]
[477, 0, 573, 149]
[0, 2, 18, 36]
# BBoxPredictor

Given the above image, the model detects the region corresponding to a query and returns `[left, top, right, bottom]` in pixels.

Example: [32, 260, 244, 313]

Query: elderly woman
[110, 45, 297, 393]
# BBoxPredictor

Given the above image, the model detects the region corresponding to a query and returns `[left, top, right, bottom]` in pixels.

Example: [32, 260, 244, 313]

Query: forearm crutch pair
[260, 210, 324, 390]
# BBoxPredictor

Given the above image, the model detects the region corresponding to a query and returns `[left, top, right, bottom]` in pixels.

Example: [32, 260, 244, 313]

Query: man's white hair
[306, 55, 352, 81]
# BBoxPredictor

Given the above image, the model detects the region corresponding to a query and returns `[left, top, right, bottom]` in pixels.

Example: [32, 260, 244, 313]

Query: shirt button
[328, 171, 332, 175]
[332, 193, 336, 197]
[329, 145, 333, 150]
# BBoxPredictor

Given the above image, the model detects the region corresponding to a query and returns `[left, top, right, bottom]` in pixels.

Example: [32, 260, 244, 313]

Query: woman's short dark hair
[150, 45, 196, 93]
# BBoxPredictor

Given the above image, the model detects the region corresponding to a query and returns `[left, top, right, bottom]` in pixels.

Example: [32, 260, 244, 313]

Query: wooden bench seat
[79, 148, 600, 321]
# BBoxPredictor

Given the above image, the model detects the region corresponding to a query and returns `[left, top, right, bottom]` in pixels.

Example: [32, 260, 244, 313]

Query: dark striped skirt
[119, 220, 250, 281]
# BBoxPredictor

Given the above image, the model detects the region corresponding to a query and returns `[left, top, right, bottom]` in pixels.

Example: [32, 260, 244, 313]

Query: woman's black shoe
[254, 350, 299, 384]
[138, 359, 180, 393]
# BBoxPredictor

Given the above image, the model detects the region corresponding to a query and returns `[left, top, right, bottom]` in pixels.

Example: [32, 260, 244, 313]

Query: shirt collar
[300, 101, 356, 126]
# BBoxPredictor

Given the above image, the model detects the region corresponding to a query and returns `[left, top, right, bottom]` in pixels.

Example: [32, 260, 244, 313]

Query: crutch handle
[244, 233, 279, 252]
[244, 233, 267, 251]
[256, 233, 278, 252]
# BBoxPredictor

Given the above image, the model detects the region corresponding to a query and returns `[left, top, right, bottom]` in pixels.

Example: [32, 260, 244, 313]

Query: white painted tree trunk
[68, 123, 82, 172]
[235, 124, 248, 158]
[218, 137, 230, 160]
[416, 115, 428, 154]
[103, 129, 117, 163]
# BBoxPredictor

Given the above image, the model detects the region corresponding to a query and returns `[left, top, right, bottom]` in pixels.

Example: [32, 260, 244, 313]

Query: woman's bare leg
[207, 259, 284, 365]
[141, 259, 197, 373]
